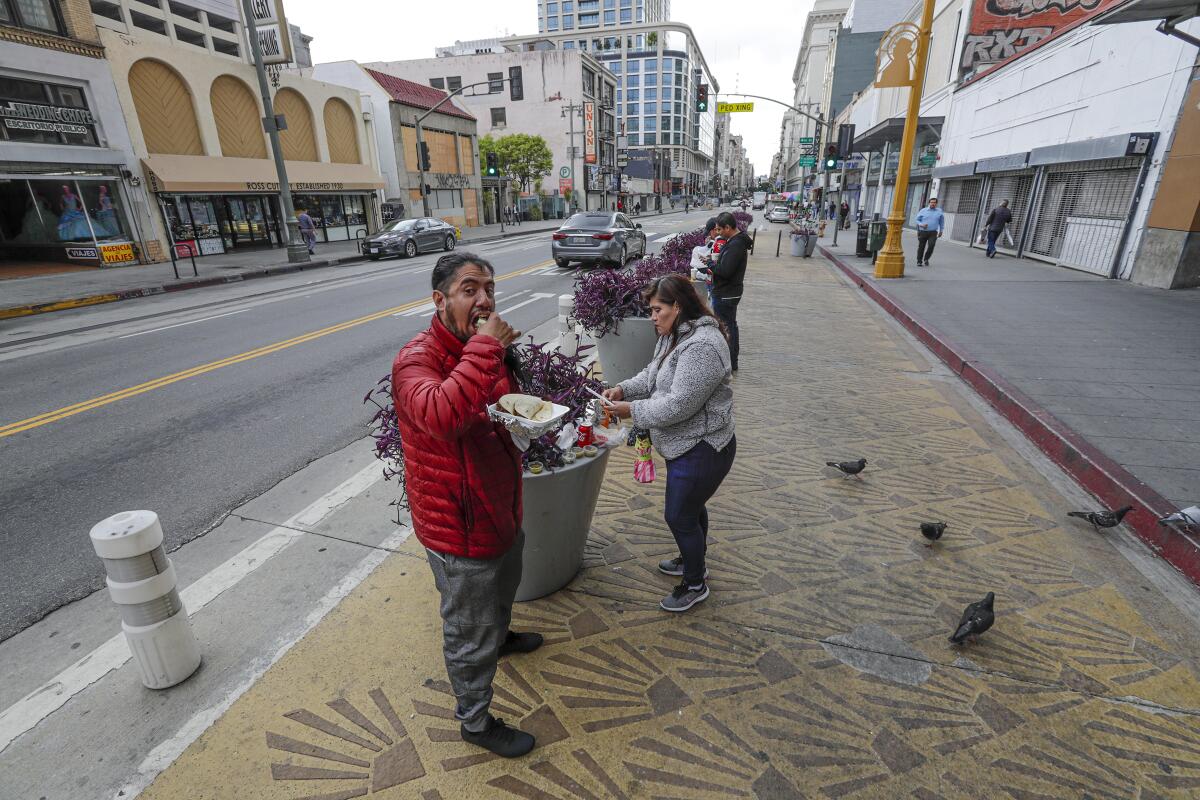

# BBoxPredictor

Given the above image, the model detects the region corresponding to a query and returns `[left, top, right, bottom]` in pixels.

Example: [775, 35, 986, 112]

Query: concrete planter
[594, 316, 658, 385]
[515, 448, 611, 602]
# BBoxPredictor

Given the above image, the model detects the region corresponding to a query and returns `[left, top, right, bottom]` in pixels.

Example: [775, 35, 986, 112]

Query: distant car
[766, 206, 791, 223]
[551, 211, 646, 268]
[362, 217, 457, 260]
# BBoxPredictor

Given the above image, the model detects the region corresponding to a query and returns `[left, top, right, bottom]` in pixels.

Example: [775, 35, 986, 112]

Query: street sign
[559, 178, 573, 194]
[799, 137, 815, 144]
[717, 102, 754, 113]
[559, 166, 572, 178]
[799, 156, 816, 167]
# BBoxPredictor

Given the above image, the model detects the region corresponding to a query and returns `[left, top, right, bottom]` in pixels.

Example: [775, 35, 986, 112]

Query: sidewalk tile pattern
[141, 253, 1200, 799]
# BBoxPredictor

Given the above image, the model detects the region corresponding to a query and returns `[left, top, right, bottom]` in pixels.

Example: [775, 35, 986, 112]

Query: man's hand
[477, 314, 519, 347]
[608, 400, 633, 420]
[602, 386, 624, 402]
[938, 231, 944, 238]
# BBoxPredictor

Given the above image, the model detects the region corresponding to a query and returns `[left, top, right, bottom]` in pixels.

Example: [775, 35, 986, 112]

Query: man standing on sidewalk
[982, 199, 1012, 258]
[391, 253, 544, 759]
[706, 211, 750, 372]
[297, 207, 317, 255]
[914, 197, 944, 267]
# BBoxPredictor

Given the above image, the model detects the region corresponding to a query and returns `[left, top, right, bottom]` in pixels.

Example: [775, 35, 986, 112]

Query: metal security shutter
[942, 178, 982, 242]
[1026, 157, 1141, 276]
[979, 170, 1035, 254]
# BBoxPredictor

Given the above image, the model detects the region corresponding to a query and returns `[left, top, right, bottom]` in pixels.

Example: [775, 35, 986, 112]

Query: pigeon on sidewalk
[920, 521, 947, 546]
[1158, 506, 1199, 528]
[949, 592, 995, 645]
[1067, 505, 1132, 533]
[826, 458, 867, 479]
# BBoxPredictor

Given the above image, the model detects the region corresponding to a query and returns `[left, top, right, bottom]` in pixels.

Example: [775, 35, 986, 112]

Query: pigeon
[1067, 505, 1133, 533]
[1158, 506, 1200, 528]
[949, 592, 995, 645]
[826, 458, 867, 478]
[920, 521, 947, 546]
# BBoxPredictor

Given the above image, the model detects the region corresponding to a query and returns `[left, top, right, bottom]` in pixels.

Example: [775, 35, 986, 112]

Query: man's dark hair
[431, 251, 495, 294]
[715, 211, 737, 230]
[704, 216, 718, 235]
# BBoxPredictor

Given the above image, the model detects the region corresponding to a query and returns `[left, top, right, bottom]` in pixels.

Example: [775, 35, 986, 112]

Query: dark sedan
[363, 217, 458, 260]
[551, 212, 646, 268]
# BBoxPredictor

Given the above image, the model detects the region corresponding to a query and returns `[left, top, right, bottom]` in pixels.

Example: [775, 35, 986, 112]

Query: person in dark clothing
[839, 201, 850, 229]
[983, 200, 1012, 258]
[703, 211, 749, 372]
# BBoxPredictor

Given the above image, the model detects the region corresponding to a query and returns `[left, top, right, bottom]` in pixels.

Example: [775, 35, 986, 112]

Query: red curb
[818, 244, 1200, 587]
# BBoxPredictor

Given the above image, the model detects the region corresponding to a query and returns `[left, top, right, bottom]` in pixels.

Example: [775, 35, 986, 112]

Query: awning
[1092, 0, 1199, 24]
[142, 155, 385, 194]
[853, 117, 944, 151]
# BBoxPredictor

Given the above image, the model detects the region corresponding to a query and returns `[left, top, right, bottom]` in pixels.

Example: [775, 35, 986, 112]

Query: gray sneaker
[657, 556, 708, 579]
[660, 581, 709, 612]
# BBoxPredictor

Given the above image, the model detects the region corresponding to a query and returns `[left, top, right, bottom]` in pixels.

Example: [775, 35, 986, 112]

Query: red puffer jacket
[391, 315, 522, 559]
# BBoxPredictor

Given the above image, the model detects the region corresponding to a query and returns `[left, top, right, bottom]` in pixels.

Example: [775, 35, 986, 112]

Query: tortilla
[499, 393, 554, 422]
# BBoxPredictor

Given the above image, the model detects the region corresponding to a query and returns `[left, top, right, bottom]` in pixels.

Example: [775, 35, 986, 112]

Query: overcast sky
[285, 0, 815, 175]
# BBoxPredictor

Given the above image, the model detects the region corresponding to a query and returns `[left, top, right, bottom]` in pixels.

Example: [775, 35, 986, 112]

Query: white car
[766, 206, 791, 223]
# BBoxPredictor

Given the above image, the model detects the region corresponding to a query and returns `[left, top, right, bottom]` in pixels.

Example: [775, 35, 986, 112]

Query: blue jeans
[711, 296, 740, 371]
[986, 229, 1000, 256]
[665, 438, 737, 586]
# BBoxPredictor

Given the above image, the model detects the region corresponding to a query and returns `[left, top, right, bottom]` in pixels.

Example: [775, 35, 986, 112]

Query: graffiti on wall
[961, 0, 1125, 77]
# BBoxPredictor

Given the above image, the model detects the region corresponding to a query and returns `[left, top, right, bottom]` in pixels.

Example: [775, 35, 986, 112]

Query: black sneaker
[657, 556, 708, 579]
[499, 630, 543, 657]
[461, 716, 535, 758]
[660, 581, 710, 612]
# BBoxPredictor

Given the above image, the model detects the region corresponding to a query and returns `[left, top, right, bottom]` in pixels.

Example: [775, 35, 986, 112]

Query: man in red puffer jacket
[392, 252, 543, 759]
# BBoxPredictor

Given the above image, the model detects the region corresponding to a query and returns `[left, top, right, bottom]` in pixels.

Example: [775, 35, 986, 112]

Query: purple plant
[572, 224, 706, 337]
[365, 336, 604, 498]
[732, 210, 753, 230]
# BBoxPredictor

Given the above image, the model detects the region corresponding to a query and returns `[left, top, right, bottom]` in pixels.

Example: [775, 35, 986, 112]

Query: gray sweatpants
[425, 530, 524, 732]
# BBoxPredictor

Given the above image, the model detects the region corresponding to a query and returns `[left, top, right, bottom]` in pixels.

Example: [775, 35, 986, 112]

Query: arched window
[323, 98, 361, 164]
[211, 75, 267, 158]
[273, 88, 318, 161]
[128, 59, 203, 155]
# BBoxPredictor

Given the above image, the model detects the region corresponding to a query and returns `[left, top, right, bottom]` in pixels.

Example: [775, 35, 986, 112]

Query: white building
[503, 20, 719, 199]
[350, 49, 618, 216]
[782, 0, 849, 193]
[536, 0, 669, 34]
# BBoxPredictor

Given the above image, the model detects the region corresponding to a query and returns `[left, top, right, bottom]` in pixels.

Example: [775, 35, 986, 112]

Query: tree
[489, 133, 553, 194]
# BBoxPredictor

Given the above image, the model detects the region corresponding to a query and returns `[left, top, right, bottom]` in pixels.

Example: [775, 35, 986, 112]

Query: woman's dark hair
[431, 251, 494, 294]
[704, 216, 718, 235]
[643, 274, 728, 365]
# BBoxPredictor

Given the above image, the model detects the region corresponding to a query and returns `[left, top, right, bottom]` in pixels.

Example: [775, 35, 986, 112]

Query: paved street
[5, 228, 1195, 798]
[0, 214, 696, 642]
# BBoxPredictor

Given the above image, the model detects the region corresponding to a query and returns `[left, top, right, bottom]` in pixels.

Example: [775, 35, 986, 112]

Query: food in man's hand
[498, 393, 555, 422]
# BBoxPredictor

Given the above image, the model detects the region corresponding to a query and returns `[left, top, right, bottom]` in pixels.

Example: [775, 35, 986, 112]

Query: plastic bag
[633, 430, 656, 483]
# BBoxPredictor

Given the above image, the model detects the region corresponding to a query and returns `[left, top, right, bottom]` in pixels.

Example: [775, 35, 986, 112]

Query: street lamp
[874, 0, 937, 279]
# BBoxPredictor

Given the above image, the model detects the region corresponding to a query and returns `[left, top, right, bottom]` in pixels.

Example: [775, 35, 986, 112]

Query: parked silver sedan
[551, 212, 646, 268]
[766, 206, 792, 223]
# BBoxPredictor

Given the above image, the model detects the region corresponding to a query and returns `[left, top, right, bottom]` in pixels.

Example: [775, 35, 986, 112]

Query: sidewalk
[135, 247, 1200, 798]
[818, 230, 1200, 585]
[0, 217, 563, 320]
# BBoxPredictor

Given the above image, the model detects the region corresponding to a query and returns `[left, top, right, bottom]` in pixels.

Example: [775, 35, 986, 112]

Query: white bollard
[89, 510, 201, 689]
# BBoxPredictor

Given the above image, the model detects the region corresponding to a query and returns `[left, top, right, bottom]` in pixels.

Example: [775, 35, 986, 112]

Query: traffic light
[485, 152, 499, 177]
[696, 83, 708, 112]
[837, 123, 856, 159]
[824, 144, 838, 170]
[418, 141, 431, 171]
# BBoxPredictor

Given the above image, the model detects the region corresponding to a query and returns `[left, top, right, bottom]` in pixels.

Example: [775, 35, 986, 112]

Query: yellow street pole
[874, 0, 937, 279]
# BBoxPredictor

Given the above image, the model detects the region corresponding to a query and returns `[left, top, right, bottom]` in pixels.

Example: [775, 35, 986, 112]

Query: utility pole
[832, 155, 849, 246]
[561, 101, 586, 212]
[239, 0, 307, 263]
[875, 0, 936, 279]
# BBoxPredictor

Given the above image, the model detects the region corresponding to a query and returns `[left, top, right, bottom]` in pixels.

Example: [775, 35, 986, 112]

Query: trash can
[804, 232, 817, 257]
[868, 220, 888, 264]
[790, 233, 805, 257]
[855, 221, 871, 257]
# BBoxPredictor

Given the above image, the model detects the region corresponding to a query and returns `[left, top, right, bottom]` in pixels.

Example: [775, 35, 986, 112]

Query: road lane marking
[117, 308, 251, 339]
[0, 462, 391, 755]
[0, 261, 551, 438]
[496, 292, 557, 316]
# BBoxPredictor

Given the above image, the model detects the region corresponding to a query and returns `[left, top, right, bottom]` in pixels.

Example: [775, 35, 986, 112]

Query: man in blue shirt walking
[914, 197, 944, 267]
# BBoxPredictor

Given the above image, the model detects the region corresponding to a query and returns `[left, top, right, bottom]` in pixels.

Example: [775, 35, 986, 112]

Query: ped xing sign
[716, 102, 754, 113]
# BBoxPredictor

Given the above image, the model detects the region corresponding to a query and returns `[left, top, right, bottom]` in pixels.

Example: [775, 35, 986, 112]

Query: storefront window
[345, 195, 367, 240]
[0, 75, 98, 147]
[321, 195, 349, 241]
